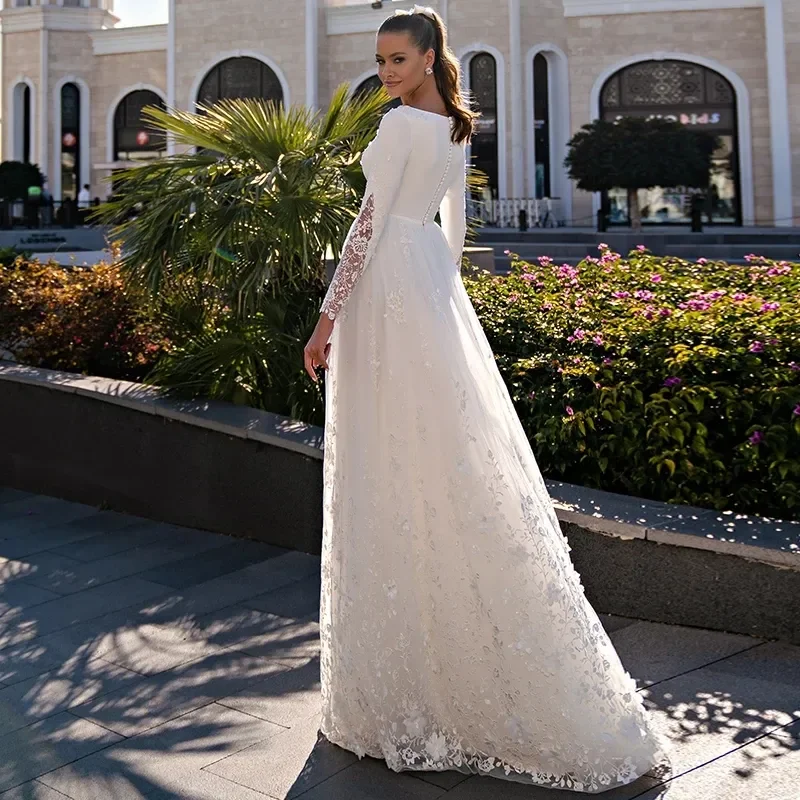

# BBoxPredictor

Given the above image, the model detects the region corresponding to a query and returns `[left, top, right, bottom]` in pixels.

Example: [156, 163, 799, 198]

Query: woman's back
[362, 105, 466, 226]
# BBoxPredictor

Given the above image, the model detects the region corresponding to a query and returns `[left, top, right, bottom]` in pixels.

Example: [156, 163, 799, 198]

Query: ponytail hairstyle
[378, 5, 476, 144]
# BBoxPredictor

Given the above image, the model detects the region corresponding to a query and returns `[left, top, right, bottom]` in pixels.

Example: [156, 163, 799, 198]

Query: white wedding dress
[318, 104, 671, 793]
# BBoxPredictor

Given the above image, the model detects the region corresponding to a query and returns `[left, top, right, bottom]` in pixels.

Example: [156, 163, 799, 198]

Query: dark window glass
[469, 53, 498, 197]
[61, 83, 80, 201]
[197, 57, 283, 110]
[113, 89, 167, 161]
[22, 85, 31, 164]
[533, 54, 550, 199]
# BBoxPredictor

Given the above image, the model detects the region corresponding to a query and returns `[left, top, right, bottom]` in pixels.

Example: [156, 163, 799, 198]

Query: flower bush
[463, 247, 800, 518]
[0, 254, 166, 381]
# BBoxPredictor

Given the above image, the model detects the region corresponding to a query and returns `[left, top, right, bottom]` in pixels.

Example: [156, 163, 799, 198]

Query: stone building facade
[1, 0, 796, 226]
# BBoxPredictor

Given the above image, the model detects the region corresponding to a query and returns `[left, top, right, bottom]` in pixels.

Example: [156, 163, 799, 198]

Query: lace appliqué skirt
[319, 217, 673, 793]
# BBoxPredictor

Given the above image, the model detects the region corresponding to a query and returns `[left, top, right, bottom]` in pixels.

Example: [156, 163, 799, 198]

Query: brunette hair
[378, 5, 475, 144]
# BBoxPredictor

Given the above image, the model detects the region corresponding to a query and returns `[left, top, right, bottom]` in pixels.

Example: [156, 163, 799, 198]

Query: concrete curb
[2, 360, 796, 571]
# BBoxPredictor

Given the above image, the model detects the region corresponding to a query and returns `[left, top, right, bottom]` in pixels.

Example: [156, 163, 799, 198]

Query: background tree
[564, 117, 717, 229]
[0, 161, 45, 201]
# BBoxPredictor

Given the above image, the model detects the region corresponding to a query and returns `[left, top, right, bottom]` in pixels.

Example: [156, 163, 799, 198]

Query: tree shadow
[1, 490, 799, 799]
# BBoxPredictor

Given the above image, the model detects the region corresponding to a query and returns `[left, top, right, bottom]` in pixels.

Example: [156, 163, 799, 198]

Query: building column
[764, 0, 792, 226]
[440, 0, 448, 25]
[508, 0, 523, 197]
[39, 29, 49, 172]
[167, 0, 177, 154]
[306, 0, 319, 110]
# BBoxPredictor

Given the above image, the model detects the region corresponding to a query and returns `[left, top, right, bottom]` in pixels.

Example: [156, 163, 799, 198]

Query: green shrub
[0, 256, 166, 381]
[463, 247, 800, 518]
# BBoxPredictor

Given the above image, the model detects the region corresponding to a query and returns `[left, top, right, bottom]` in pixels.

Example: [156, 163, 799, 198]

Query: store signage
[603, 108, 733, 130]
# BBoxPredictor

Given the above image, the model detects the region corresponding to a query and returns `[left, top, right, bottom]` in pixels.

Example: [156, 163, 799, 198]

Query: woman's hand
[304, 314, 334, 383]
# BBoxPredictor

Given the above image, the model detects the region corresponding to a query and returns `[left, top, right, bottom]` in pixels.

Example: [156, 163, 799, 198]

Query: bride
[303, 5, 671, 793]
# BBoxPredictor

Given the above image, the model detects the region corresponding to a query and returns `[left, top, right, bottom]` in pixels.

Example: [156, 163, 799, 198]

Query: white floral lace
[320, 108, 413, 321]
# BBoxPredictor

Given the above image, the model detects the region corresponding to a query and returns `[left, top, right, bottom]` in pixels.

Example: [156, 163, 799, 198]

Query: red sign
[136, 130, 150, 147]
[62, 132, 77, 148]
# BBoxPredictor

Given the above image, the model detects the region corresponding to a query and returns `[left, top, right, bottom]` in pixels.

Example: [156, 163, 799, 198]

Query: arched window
[114, 90, 167, 162]
[533, 54, 550, 199]
[600, 59, 740, 225]
[60, 82, 81, 201]
[469, 53, 498, 198]
[12, 82, 33, 163]
[352, 75, 402, 111]
[196, 57, 283, 110]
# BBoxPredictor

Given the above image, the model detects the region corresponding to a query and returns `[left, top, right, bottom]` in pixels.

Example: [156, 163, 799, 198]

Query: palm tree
[97, 85, 390, 424]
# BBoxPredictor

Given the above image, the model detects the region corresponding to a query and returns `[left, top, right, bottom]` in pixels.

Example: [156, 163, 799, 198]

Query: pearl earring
[425, 67, 433, 75]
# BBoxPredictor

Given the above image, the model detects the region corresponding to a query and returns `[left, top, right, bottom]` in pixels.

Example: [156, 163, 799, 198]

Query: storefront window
[600, 60, 740, 225]
[113, 90, 167, 162]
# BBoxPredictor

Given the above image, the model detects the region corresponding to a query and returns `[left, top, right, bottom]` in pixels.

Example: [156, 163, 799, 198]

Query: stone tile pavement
[0, 487, 797, 799]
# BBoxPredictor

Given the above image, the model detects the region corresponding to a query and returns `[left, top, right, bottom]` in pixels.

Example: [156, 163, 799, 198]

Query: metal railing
[0, 198, 101, 230]
[468, 197, 564, 229]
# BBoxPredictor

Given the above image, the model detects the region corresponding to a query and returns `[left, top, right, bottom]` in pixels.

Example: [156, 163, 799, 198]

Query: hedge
[462, 246, 799, 518]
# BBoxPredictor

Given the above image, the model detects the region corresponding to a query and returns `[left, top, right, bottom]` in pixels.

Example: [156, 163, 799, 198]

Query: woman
[303, 6, 671, 793]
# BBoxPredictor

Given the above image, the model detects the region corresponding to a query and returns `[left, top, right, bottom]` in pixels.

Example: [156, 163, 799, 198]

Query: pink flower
[697, 258, 708, 265]
[602, 357, 614, 366]
[572, 329, 586, 340]
[790, 362, 800, 372]
[613, 291, 631, 299]
[650, 274, 662, 283]
[760, 302, 780, 313]
[528, 390, 536, 400]
[748, 430, 764, 445]
[749, 341, 764, 353]
[565, 406, 575, 416]
[686, 299, 711, 311]
[598, 243, 609, 250]
[575, 298, 585, 307]
[663, 377, 682, 388]
[659, 307, 673, 317]
[503, 249, 511, 255]
[733, 293, 749, 301]
[767, 265, 791, 276]
[538, 255, 553, 265]
[793, 405, 800, 417]
[520, 272, 536, 282]
[593, 335, 604, 346]
[634, 290, 654, 301]
[636, 245, 647, 252]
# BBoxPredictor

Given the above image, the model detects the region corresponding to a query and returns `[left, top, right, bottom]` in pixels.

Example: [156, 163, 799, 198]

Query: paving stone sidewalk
[0, 487, 797, 799]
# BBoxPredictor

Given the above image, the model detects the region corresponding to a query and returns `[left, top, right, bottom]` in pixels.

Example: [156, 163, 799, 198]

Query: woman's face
[375, 32, 433, 98]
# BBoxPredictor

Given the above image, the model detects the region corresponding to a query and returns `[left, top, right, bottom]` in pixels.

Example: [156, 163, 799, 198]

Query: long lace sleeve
[438, 146, 467, 267]
[320, 108, 413, 321]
